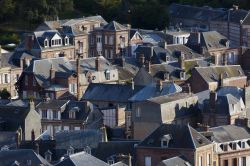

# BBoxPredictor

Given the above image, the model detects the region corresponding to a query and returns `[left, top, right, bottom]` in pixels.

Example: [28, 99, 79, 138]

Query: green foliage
[0, 0, 250, 30]
[0, 89, 11, 100]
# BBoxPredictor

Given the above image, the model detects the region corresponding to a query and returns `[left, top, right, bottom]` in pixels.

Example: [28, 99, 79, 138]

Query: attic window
[65, 37, 69, 45]
[224, 72, 229, 78]
[105, 70, 110, 80]
[196, 136, 203, 144]
[44, 39, 49, 47]
[161, 134, 172, 148]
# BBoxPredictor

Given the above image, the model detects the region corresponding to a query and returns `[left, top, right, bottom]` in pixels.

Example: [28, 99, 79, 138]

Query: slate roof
[83, 83, 142, 103]
[165, 44, 203, 60]
[55, 151, 109, 166]
[103, 21, 128, 31]
[203, 94, 243, 115]
[55, 130, 102, 149]
[0, 149, 51, 166]
[160, 156, 191, 166]
[0, 53, 17, 68]
[92, 141, 139, 164]
[61, 101, 90, 120]
[217, 86, 243, 100]
[10, 50, 34, 67]
[135, 45, 169, 64]
[133, 67, 155, 86]
[36, 100, 69, 110]
[209, 125, 250, 143]
[150, 63, 180, 80]
[0, 105, 30, 131]
[213, 9, 248, 23]
[200, 31, 228, 51]
[0, 132, 16, 149]
[169, 3, 225, 22]
[139, 124, 211, 149]
[28, 57, 73, 88]
[148, 93, 194, 105]
[70, 56, 115, 73]
[129, 82, 182, 102]
[194, 65, 245, 83]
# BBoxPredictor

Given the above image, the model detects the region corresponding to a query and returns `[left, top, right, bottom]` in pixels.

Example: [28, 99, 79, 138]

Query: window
[90, 36, 94, 45]
[232, 158, 237, 166]
[64, 126, 69, 131]
[79, 42, 83, 54]
[51, 39, 62, 47]
[207, 153, 211, 166]
[42, 110, 47, 119]
[232, 143, 237, 150]
[44, 39, 48, 47]
[16, 74, 20, 82]
[69, 83, 77, 94]
[105, 35, 108, 44]
[109, 50, 113, 59]
[74, 126, 80, 130]
[105, 70, 110, 80]
[242, 157, 246, 166]
[144, 156, 151, 166]
[65, 37, 69, 45]
[53, 111, 58, 120]
[69, 111, 76, 119]
[224, 160, 228, 166]
[109, 35, 114, 45]
[199, 156, 203, 166]
[4, 74, 9, 83]
[105, 49, 108, 58]
[96, 36, 102, 43]
[136, 107, 141, 118]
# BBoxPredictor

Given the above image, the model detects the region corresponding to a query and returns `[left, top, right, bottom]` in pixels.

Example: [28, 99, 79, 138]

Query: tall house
[89, 21, 130, 60]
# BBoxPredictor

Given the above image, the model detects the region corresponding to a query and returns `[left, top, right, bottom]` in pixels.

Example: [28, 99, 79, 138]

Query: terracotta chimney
[95, 56, 100, 71]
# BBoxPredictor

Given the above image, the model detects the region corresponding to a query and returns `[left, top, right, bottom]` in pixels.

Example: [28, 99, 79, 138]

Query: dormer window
[180, 71, 186, 80]
[105, 70, 110, 80]
[69, 111, 76, 119]
[65, 37, 69, 46]
[161, 134, 172, 148]
[44, 39, 49, 48]
[51, 39, 62, 47]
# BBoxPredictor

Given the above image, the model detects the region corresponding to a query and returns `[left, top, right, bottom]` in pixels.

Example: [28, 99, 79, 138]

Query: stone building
[190, 65, 247, 93]
[35, 15, 107, 59]
[132, 93, 198, 140]
[36, 99, 89, 136]
[0, 100, 41, 141]
[16, 56, 118, 100]
[169, 3, 249, 47]
[89, 21, 130, 60]
[0, 51, 22, 98]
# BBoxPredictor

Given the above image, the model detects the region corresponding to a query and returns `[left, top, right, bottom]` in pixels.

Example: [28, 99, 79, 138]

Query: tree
[0, 89, 11, 99]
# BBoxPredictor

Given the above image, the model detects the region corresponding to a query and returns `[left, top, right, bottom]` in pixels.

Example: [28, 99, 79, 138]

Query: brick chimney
[76, 55, 81, 100]
[210, 91, 217, 112]
[24, 34, 34, 51]
[156, 80, 163, 92]
[100, 125, 108, 142]
[145, 60, 151, 73]
[95, 56, 100, 71]
[178, 52, 185, 70]
[139, 54, 145, 67]
[50, 64, 55, 84]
